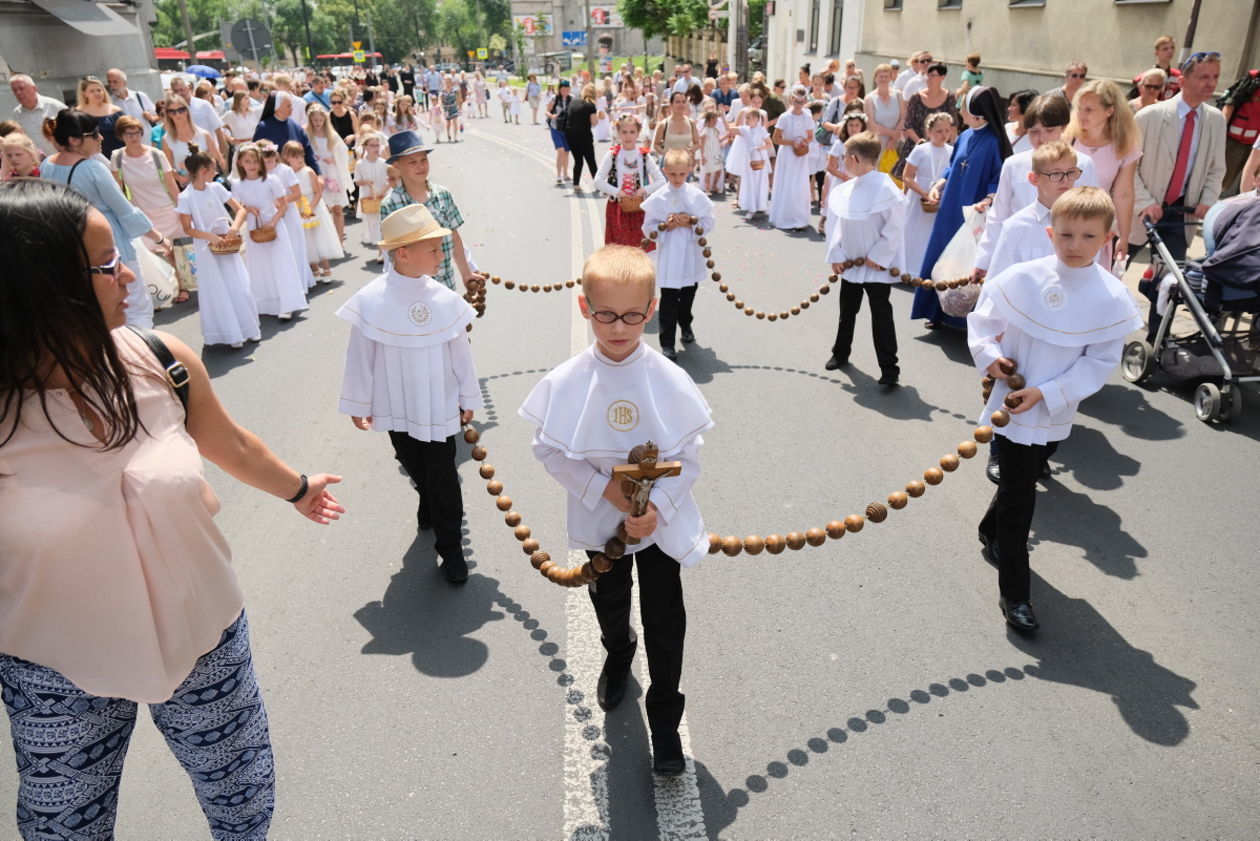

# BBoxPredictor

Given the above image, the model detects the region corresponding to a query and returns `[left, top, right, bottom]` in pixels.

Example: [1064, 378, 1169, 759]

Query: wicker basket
[209, 234, 243, 255]
[749, 159, 766, 171]
[792, 141, 810, 157]
[360, 196, 381, 214]
[249, 225, 277, 244]
[920, 198, 939, 213]
[618, 194, 644, 214]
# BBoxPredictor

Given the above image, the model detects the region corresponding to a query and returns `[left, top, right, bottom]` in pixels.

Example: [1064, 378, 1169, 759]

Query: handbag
[126, 325, 190, 415]
[814, 124, 834, 146]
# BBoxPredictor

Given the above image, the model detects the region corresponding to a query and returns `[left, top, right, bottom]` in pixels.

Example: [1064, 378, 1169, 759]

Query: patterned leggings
[0, 612, 274, 841]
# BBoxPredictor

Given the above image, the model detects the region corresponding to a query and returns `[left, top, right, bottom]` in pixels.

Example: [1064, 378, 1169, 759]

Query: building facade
[511, 0, 662, 73]
[764, 0, 865, 85]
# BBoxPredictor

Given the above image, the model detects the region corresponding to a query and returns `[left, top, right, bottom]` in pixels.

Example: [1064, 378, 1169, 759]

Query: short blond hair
[873, 63, 894, 81]
[1031, 140, 1077, 171]
[582, 245, 656, 299]
[662, 148, 691, 170]
[1154, 34, 1174, 50]
[1050, 186, 1115, 232]
[844, 131, 881, 165]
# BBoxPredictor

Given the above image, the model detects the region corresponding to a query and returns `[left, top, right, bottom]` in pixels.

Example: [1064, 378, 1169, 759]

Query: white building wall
[765, 0, 863, 85]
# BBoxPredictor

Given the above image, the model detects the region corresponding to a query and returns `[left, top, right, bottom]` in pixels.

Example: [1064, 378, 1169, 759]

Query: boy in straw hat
[337, 204, 482, 583]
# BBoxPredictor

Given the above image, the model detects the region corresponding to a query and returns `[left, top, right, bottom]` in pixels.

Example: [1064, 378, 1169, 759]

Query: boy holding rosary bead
[519, 244, 712, 777]
[967, 187, 1141, 631]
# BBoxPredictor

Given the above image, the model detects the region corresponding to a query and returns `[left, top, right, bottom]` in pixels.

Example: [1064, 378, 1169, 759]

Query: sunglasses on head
[1180, 50, 1220, 72]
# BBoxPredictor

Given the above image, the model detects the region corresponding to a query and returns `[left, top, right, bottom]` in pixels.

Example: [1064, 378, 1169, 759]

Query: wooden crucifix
[611, 441, 681, 545]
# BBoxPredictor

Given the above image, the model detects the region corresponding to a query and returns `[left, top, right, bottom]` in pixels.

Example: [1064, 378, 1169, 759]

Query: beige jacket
[1132, 94, 1227, 242]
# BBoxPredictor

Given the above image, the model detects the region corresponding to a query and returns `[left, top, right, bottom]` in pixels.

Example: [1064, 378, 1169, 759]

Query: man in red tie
[1132, 51, 1226, 337]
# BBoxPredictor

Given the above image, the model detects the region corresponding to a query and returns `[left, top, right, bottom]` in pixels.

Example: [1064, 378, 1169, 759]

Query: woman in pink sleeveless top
[0, 179, 344, 841]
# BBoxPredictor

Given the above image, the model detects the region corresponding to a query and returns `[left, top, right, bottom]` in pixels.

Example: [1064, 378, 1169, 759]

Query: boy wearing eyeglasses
[987, 142, 1086, 277]
[520, 244, 712, 778]
[969, 187, 1142, 632]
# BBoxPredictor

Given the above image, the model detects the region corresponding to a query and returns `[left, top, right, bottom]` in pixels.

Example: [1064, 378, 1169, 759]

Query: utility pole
[726, 0, 736, 75]
[175, 0, 196, 62]
[299, 0, 314, 65]
[1180, 0, 1203, 61]
[584, 0, 595, 78]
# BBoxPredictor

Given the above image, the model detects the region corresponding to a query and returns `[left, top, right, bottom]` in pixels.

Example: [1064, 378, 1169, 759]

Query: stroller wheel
[1194, 382, 1222, 422]
[1224, 386, 1243, 423]
[1122, 340, 1156, 383]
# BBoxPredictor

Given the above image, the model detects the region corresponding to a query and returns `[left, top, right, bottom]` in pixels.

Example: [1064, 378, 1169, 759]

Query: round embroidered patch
[1041, 284, 1067, 311]
[606, 400, 639, 431]
[408, 302, 432, 326]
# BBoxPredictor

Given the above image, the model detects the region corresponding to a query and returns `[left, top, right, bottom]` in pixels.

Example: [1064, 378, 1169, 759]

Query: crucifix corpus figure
[612, 441, 682, 545]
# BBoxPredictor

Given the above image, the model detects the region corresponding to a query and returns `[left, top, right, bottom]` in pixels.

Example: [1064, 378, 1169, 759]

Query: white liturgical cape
[641, 183, 717, 289]
[968, 256, 1142, 445]
[519, 342, 713, 567]
[337, 268, 482, 442]
[825, 169, 908, 285]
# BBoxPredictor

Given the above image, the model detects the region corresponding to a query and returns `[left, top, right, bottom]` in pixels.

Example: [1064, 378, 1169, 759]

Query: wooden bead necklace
[980, 357, 1021, 429]
[487, 274, 583, 293]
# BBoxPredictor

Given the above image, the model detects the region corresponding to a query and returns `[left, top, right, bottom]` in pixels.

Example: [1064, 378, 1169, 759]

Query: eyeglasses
[587, 300, 651, 324]
[1066, 73, 1087, 79]
[80, 129, 102, 139]
[1142, 84, 1164, 91]
[122, 129, 144, 137]
[1035, 168, 1083, 182]
[86, 253, 122, 277]
[168, 107, 188, 114]
[331, 99, 344, 104]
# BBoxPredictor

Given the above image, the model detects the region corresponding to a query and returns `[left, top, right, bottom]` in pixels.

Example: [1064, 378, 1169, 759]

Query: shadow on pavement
[1077, 383, 1186, 442]
[724, 363, 951, 423]
[1052, 425, 1141, 492]
[1028, 481, 1148, 580]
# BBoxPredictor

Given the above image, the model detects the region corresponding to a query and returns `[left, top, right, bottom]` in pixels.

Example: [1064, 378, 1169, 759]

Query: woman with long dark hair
[41, 108, 168, 328]
[0, 177, 343, 840]
[252, 92, 319, 173]
[909, 86, 1013, 329]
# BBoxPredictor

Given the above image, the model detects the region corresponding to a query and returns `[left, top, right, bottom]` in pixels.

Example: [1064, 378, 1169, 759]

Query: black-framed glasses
[1035, 168, 1083, 183]
[587, 300, 651, 324]
[168, 107, 188, 114]
[86, 253, 122, 277]
[1067, 73, 1087, 79]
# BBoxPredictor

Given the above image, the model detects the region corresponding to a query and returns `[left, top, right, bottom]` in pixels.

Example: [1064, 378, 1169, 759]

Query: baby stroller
[1122, 197, 1260, 423]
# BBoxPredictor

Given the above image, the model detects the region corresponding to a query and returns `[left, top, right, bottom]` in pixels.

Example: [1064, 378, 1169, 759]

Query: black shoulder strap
[126, 325, 190, 414]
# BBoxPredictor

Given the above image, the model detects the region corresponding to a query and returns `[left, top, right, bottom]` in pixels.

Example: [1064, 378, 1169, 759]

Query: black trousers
[832, 280, 899, 376]
[568, 132, 597, 183]
[586, 544, 686, 739]
[388, 431, 463, 561]
[657, 285, 697, 350]
[978, 437, 1056, 602]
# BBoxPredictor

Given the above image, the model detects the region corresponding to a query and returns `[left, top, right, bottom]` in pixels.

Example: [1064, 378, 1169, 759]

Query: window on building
[884, 0, 903, 9]
[827, 0, 844, 55]
[939, 0, 963, 8]
[1009, 0, 1045, 6]
[808, 0, 821, 53]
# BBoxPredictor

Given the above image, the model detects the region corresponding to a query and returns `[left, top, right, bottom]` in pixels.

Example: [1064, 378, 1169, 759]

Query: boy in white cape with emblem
[968, 187, 1141, 632]
[337, 204, 482, 583]
[520, 245, 712, 777]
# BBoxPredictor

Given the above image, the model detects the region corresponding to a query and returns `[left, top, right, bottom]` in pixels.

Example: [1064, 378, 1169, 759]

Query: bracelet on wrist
[284, 473, 309, 504]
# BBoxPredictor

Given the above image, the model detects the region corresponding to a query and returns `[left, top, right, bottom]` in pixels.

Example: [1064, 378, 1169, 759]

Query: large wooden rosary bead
[934, 280, 948, 291]
[780, 311, 791, 320]
[514, 525, 531, 542]
[592, 553, 614, 573]
[791, 306, 801, 316]
[973, 425, 995, 443]
[767, 313, 778, 322]
[718, 283, 729, 293]
[490, 276, 502, 284]
[463, 427, 480, 444]
[865, 503, 888, 523]
[819, 285, 831, 295]
[800, 300, 810, 309]
[756, 311, 766, 319]
[726, 292, 737, 302]
[923, 467, 944, 485]
[940, 454, 960, 472]
[479, 464, 495, 479]
[538, 559, 556, 574]
[486, 480, 504, 495]
[496, 495, 513, 511]
[734, 299, 744, 308]
[743, 535, 765, 555]
[829, 273, 840, 283]
[888, 267, 900, 277]
[697, 237, 708, 246]
[530, 551, 550, 570]
[504, 510, 522, 527]
[999, 358, 1017, 376]
[708, 533, 722, 554]
[504, 280, 516, 290]
[471, 445, 488, 461]
[521, 538, 540, 555]
[887, 491, 908, 510]
[982, 375, 996, 389]
[765, 534, 786, 554]
[566, 279, 576, 288]
[844, 514, 865, 533]
[721, 535, 743, 557]
[702, 247, 712, 258]
[805, 527, 827, 547]
[530, 285, 541, 292]
[906, 480, 926, 498]
[991, 409, 1011, 427]
[604, 536, 626, 559]
[657, 222, 667, 232]
[744, 307, 755, 316]
[707, 260, 716, 269]
[785, 531, 806, 550]
[1004, 394, 1023, 409]
[957, 440, 978, 459]
[825, 520, 847, 539]
[711, 272, 722, 281]
[901, 272, 913, 283]
[810, 293, 820, 302]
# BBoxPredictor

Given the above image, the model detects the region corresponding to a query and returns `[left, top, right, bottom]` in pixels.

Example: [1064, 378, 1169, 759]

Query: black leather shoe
[999, 597, 1038, 631]
[978, 531, 999, 568]
[877, 371, 899, 386]
[661, 347, 678, 361]
[651, 732, 685, 776]
[596, 659, 632, 711]
[440, 555, 469, 584]
[824, 354, 848, 370]
[986, 451, 1001, 485]
[680, 329, 696, 344]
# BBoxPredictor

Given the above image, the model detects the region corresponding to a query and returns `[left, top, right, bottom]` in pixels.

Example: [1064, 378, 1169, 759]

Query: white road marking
[470, 124, 706, 841]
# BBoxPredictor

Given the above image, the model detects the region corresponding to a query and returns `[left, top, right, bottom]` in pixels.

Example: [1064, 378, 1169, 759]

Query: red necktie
[1164, 107, 1197, 205]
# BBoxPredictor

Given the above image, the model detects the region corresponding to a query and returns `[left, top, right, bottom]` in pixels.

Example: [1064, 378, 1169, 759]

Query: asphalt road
[3, 114, 1257, 841]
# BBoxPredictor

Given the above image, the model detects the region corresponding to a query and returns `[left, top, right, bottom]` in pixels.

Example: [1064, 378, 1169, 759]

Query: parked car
[748, 35, 764, 68]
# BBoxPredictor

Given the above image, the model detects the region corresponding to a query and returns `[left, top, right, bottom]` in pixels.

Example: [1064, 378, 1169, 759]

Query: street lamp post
[299, 0, 314, 65]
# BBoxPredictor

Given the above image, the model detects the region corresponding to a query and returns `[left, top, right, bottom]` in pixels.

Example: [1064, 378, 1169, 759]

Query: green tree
[618, 0, 706, 40]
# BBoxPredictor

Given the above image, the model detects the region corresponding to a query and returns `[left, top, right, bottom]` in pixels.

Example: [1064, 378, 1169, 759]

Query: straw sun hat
[378, 204, 451, 251]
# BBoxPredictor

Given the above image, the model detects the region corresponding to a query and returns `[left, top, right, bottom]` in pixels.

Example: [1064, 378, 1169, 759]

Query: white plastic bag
[134, 239, 178, 311]
[933, 206, 986, 318]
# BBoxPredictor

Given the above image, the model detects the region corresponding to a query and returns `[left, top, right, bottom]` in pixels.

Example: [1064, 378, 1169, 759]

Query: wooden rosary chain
[487, 275, 583, 293]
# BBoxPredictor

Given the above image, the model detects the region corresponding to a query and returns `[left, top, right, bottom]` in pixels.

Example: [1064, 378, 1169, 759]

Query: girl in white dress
[231, 144, 308, 320]
[305, 103, 353, 243]
[175, 147, 260, 347]
[282, 141, 343, 282]
[261, 143, 316, 289]
[389, 95, 421, 136]
[725, 85, 763, 205]
[900, 112, 955, 278]
[593, 81, 613, 143]
[353, 132, 390, 262]
[769, 86, 815, 231]
[736, 109, 772, 215]
[474, 73, 489, 118]
[820, 112, 867, 236]
[698, 108, 727, 195]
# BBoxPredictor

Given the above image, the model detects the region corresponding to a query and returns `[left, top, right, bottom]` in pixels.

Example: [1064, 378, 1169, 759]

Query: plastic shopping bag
[933, 206, 986, 318]
[135, 239, 178, 311]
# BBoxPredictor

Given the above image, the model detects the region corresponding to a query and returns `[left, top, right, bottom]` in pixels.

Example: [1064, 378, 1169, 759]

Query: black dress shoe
[877, 371, 899, 386]
[596, 659, 632, 711]
[999, 597, 1038, 631]
[661, 347, 678, 361]
[986, 451, 1001, 485]
[440, 555, 469, 584]
[651, 731, 685, 776]
[977, 532, 1000, 568]
[680, 329, 696, 344]
[824, 354, 848, 371]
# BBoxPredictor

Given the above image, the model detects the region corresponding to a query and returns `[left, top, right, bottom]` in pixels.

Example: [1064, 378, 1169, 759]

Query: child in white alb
[354, 132, 390, 262]
[988, 141, 1085, 277]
